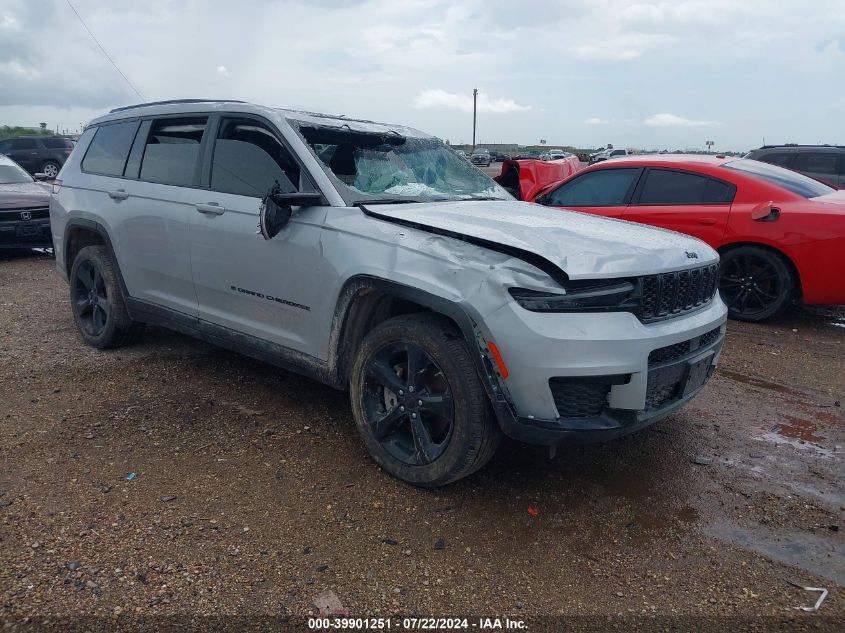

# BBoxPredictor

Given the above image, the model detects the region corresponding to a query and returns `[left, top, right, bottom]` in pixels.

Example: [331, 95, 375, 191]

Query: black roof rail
[109, 99, 246, 114]
[759, 143, 845, 149]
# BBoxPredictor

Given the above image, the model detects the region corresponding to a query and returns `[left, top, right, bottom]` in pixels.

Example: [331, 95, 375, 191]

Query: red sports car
[520, 155, 845, 321]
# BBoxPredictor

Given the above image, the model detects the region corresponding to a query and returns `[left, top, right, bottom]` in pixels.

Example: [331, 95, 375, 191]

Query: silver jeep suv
[50, 99, 727, 487]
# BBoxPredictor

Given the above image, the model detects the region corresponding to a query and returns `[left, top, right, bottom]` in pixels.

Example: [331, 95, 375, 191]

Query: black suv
[0, 136, 74, 179]
[745, 145, 845, 189]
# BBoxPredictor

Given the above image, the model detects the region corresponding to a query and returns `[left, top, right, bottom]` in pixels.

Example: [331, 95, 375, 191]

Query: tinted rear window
[792, 152, 838, 175]
[723, 159, 834, 198]
[637, 169, 734, 205]
[139, 118, 207, 187]
[41, 138, 74, 149]
[755, 152, 793, 167]
[11, 138, 37, 150]
[82, 121, 140, 176]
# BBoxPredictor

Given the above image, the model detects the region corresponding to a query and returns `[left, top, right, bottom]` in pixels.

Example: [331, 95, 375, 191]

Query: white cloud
[415, 89, 531, 114]
[216, 65, 230, 78]
[573, 32, 676, 61]
[644, 113, 719, 127]
[585, 117, 612, 125]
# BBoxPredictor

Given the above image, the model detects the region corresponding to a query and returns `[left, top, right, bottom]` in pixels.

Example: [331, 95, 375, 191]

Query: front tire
[69, 245, 144, 348]
[41, 160, 60, 179]
[719, 246, 795, 321]
[350, 314, 501, 487]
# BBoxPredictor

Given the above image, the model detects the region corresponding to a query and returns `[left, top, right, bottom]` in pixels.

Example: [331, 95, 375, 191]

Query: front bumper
[0, 218, 53, 249]
[482, 297, 727, 445]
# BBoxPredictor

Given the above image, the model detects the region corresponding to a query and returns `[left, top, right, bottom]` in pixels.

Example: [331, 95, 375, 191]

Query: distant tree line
[0, 123, 66, 140]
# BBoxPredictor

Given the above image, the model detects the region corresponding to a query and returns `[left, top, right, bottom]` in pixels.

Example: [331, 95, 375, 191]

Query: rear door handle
[108, 189, 129, 201]
[698, 218, 717, 225]
[196, 203, 225, 215]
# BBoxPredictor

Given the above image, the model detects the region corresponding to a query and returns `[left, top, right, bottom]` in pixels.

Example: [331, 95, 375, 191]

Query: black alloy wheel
[361, 341, 455, 466]
[718, 246, 794, 321]
[72, 259, 110, 337]
[68, 245, 144, 348]
[349, 313, 501, 487]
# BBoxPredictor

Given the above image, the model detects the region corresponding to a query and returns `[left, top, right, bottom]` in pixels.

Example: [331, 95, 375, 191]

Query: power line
[64, 0, 144, 101]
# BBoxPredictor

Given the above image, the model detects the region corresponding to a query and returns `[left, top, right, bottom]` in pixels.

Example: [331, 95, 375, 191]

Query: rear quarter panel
[724, 183, 845, 304]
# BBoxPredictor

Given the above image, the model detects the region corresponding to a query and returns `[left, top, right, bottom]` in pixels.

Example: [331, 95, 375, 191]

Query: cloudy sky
[1, 0, 843, 150]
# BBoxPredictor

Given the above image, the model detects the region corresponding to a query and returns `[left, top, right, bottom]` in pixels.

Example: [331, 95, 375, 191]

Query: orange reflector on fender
[487, 341, 509, 379]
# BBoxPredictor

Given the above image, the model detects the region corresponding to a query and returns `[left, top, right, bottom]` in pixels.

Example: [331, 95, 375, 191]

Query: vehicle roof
[1, 135, 69, 140]
[751, 144, 845, 152]
[87, 99, 425, 137]
[591, 154, 736, 168]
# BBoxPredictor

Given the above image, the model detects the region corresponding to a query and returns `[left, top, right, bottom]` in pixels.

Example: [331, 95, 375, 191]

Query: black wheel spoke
[78, 269, 93, 291]
[361, 341, 455, 467]
[367, 359, 404, 393]
[92, 306, 105, 332]
[749, 289, 767, 308]
[417, 391, 454, 419]
[725, 289, 745, 307]
[372, 406, 407, 440]
[410, 415, 436, 464]
[75, 296, 91, 312]
[405, 344, 428, 389]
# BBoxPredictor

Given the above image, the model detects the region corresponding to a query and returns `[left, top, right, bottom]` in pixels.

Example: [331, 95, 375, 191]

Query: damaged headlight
[508, 279, 638, 312]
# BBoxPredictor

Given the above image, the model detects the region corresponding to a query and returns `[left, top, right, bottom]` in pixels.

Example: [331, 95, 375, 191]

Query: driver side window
[547, 168, 639, 207]
[210, 118, 301, 197]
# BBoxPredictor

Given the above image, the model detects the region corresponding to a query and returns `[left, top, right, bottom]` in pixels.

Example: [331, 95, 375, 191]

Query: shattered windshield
[287, 117, 511, 204]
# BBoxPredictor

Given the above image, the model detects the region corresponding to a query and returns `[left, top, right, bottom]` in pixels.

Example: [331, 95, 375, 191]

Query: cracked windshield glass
[292, 122, 511, 203]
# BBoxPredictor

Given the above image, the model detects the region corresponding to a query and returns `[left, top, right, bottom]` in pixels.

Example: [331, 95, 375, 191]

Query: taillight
[64, 148, 73, 154]
[51, 180, 62, 194]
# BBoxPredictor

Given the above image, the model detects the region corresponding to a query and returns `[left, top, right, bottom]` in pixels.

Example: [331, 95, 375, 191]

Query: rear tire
[350, 313, 501, 487]
[69, 245, 145, 348]
[41, 160, 60, 179]
[719, 246, 795, 321]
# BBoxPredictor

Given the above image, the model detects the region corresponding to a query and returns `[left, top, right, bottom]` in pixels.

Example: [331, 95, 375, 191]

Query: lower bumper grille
[645, 327, 723, 410]
[645, 363, 688, 409]
[648, 326, 722, 367]
[549, 375, 626, 418]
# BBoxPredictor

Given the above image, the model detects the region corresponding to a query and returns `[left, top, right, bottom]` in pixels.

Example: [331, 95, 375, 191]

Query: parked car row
[0, 135, 74, 179]
[47, 99, 728, 487]
[501, 154, 845, 321]
[0, 153, 53, 250]
[745, 144, 845, 189]
[590, 148, 629, 164]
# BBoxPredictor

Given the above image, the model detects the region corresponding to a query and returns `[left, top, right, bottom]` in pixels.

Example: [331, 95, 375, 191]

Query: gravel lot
[1, 251, 843, 630]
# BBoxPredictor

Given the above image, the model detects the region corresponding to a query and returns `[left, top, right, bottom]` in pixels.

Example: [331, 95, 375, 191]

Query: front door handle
[108, 189, 129, 201]
[698, 218, 717, 225]
[196, 203, 225, 215]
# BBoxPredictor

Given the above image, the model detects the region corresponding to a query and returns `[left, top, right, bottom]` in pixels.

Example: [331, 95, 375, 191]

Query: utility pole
[471, 88, 478, 153]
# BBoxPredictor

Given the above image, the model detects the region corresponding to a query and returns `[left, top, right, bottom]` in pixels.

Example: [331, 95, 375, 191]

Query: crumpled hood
[0, 182, 51, 209]
[365, 199, 717, 279]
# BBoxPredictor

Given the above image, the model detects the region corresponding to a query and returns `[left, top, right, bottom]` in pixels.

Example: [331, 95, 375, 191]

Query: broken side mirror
[259, 189, 323, 240]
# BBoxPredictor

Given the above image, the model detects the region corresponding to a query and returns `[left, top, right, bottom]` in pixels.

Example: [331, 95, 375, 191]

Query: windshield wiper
[353, 198, 424, 206]
[465, 196, 507, 201]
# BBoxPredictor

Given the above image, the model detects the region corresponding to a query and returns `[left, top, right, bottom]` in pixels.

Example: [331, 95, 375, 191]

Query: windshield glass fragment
[287, 117, 511, 204]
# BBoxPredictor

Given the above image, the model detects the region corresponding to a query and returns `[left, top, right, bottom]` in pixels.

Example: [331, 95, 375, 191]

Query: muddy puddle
[708, 521, 845, 586]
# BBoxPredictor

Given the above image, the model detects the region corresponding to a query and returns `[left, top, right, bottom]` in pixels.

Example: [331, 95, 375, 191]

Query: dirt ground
[1, 251, 843, 631]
